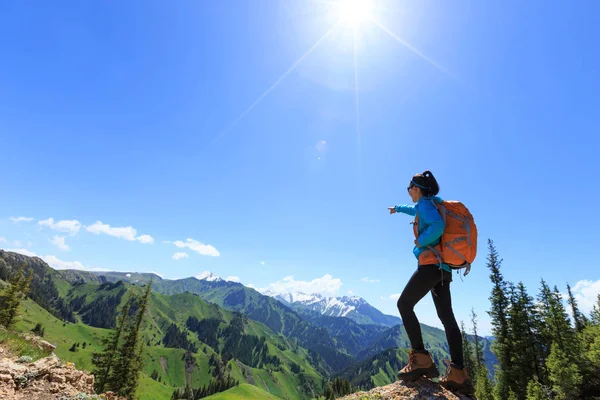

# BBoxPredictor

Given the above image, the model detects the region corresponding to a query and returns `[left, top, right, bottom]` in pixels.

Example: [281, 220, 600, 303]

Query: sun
[337, 0, 373, 26]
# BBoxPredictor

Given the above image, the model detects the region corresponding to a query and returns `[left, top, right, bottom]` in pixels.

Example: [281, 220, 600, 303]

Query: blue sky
[1, 0, 599, 335]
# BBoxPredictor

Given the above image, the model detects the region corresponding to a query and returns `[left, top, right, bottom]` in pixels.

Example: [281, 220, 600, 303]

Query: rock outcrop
[0, 337, 124, 400]
[338, 378, 475, 399]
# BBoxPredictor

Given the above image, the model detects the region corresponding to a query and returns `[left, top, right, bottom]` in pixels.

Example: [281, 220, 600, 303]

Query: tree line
[463, 239, 600, 400]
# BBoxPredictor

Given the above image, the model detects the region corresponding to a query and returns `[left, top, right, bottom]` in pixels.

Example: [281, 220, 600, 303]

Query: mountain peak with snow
[264, 291, 401, 327]
[195, 271, 223, 282]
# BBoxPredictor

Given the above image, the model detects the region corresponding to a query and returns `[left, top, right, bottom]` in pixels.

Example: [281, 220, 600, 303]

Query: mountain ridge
[91, 269, 402, 328]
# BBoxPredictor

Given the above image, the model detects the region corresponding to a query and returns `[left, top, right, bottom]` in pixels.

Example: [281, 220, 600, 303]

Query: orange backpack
[414, 200, 478, 275]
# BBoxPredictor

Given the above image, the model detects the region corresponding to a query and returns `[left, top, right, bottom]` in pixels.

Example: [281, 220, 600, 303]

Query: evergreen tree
[470, 308, 484, 372]
[506, 281, 542, 398]
[485, 239, 512, 399]
[588, 325, 600, 366]
[547, 342, 582, 400]
[474, 365, 494, 400]
[566, 283, 588, 332]
[92, 295, 133, 393]
[461, 321, 476, 386]
[31, 322, 45, 337]
[526, 379, 547, 400]
[591, 294, 600, 325]
[111, 282, 152, 399]
[0, 262, 32, 329]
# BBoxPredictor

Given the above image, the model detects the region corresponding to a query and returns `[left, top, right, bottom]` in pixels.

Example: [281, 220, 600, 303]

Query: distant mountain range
[94, 270, 402, 328]
[0, 250, 497, 399]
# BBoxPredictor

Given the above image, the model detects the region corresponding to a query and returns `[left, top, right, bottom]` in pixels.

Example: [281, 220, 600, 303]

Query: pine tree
[547, 342, 582, 400]
[31, 322, 45, 337]
[92, 295, 133, 393]
[566, 283, 588, 332]
[474, 365, 494, 400]
[111, 282, 152, 398]
[470, 308, 484, 372]
[461, 320, 476, 386]
[485, 239, 512, 399]
[588, 325, 600, 367]
[506, 281, 542, 398]
[591, 294, 600, 325]
[526, 379, 547, 400]
[0, 262, 32, 329]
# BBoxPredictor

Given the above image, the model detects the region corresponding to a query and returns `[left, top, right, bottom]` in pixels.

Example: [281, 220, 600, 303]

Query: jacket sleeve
[416, 202, 445, 247]
[394, 204, 416, 216]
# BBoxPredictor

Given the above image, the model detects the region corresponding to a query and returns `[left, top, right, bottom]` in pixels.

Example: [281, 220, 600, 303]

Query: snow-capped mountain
[266, 291, 402, 327]
[195, 271, 223, 282]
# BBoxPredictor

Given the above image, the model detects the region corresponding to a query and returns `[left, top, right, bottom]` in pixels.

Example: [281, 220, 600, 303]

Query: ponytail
[412, 170, 440, 196]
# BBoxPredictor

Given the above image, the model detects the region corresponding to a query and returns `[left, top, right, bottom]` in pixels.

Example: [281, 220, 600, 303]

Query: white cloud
[39, 218, 81, 235]
[172, 238, 220, 257]
[85, 221, 154, 244]
[388, 293, 401, 300]
[0, 237, 7, 244]
[260, 261, 265, 265]
[361, 277, 380, 283]
[571, 279, 600, 314]
[44, 255, 86, 270]
[172, 252, 189, 260]
[49, 236, 70, 251]
[42, 255, 109, 271]
[7, 248, 38, 257]
[136, 235, 154, 244]
[265, 274, 343, 296]
[10, 216, 34, 223]
[348, 290, 354, 295]
[226, 276, 240, 282]
[13, 241, 22, 247]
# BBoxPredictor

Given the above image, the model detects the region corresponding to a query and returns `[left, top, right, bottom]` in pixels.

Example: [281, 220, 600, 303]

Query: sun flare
[337, 0, 373, 25]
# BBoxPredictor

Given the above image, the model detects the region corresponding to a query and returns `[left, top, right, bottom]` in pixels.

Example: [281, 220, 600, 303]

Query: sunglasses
[407, 181, 426, 192]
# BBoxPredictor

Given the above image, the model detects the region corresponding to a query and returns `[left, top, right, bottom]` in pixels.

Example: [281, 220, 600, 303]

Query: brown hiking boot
[439, 363, 473, 394]
[397, 350, 439, 381]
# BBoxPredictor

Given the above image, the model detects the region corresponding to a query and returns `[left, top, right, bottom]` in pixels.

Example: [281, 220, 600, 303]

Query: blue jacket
[394, 196, 450, 272]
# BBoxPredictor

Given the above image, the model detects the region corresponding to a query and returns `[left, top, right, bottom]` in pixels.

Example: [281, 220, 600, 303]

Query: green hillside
[152, 277, 354, 373]
[0, 251, 498, 399]
[59, 281, 323, 398]
[202, 383, 280, 399]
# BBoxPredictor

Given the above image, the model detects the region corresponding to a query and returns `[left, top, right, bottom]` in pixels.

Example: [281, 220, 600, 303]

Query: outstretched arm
[389, 204, 416, 216]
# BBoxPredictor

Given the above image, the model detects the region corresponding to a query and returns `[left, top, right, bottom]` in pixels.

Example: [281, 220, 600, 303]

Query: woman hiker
[388, 170, 472, 394]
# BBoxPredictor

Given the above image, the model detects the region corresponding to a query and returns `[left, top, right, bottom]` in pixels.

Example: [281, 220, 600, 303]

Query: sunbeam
[371, 18, 455, 79]
[211, 21, 342, 145]
[353, 26, 362, 183]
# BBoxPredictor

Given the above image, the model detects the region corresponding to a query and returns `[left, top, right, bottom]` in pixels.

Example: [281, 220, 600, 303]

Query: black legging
[397, 264, 464, 368]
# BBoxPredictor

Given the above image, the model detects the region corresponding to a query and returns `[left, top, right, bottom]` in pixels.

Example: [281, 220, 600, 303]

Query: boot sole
[397, 366, 439, 382]
[440, 379, 474, 395]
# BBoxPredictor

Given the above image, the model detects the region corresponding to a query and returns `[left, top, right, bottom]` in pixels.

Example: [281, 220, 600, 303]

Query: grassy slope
[59, 283, 324, 399]
[16, 297, 110, 371]
[0, 327, 51, 361]
[203, 383, 281, 400]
